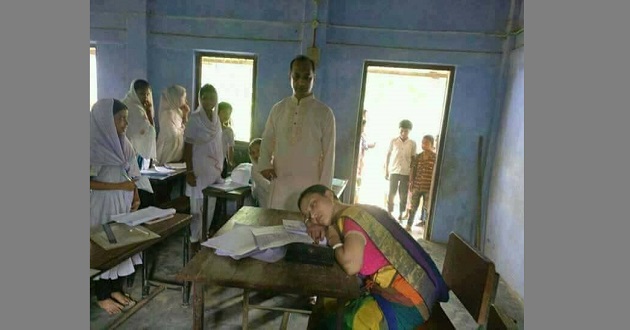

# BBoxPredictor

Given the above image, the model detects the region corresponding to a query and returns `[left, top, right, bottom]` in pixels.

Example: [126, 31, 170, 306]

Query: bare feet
[97, 298, 124, 315]
[111, 292, 136, 309]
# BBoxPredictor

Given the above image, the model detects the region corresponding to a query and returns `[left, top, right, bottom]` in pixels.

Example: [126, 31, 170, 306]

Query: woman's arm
[326, 225, 366, 275]
[183, 142, 196, 186]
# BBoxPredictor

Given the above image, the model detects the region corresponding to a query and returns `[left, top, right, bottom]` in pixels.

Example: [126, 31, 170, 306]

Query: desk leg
[182, 227, 191, 306]
[202, 194, 208, 241]
[193, 283, 205, 330]
[142, 251, 150, 298]
[242, 289, 250, 330]
[335, 298, 346, 330]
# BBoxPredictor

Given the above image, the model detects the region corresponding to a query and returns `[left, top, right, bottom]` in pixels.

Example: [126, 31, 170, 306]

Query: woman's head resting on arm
[298, 184, 339, 226]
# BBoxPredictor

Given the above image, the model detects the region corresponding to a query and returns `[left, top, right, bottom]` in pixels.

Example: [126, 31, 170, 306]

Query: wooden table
[146, 168, 187, 206]
[201, 185, 252, 240]
[176, 206, 361, 330]
[91, 213, 193, 305]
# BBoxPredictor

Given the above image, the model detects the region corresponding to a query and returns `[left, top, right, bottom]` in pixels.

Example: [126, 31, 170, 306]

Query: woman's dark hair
[133, 79, 151, 92]
[218, 102, 233, 114]
[423, 134, 435, 146]
[112, 99, 128, 115]
[199, 84, 217, 99]
[399, 119, 413, 130]
[297, 184, 338, 210]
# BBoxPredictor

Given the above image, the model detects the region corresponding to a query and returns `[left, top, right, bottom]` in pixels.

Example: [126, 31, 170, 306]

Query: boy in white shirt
[384, 119, 417, 220]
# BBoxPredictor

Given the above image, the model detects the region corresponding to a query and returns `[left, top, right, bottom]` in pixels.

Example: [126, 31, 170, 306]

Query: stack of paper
[110, 207, 176, 226]
[208, 179, 250, 192]
[164, 162, 186, 170]
[201, 221, 317, 263]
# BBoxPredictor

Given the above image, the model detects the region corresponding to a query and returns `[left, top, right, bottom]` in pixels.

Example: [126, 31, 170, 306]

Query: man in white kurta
[258, 55, 336, 212]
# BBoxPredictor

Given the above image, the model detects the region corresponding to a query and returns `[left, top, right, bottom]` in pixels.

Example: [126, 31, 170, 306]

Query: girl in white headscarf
[122, 79, 156, 207]
[90, 99, 142, 315]
[156, 85, 190, 164]
[183, 84, 224, 252]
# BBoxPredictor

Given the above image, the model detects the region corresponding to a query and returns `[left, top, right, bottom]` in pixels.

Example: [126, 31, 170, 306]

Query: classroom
[90, 0, 524, 328]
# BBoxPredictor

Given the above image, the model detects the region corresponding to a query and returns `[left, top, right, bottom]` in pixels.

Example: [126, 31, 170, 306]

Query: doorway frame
[349, 61, 457, 240]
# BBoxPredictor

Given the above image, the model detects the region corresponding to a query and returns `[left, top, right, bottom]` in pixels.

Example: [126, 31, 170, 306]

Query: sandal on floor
[111, 293, 136, 310]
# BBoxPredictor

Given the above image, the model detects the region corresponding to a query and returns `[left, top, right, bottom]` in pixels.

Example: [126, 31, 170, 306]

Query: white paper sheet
[110, 207, 176, 226]
[201, 225, 258, 256]
[251, 225, 314, 250]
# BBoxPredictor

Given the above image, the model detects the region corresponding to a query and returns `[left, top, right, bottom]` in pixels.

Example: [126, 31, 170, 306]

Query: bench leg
[243, 289, 250, 330]
[193, 283, 205, 330]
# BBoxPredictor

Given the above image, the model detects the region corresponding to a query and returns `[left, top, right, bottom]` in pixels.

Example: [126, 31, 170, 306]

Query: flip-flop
[122, 294, 137, 310]
[111, 293, 136, 310]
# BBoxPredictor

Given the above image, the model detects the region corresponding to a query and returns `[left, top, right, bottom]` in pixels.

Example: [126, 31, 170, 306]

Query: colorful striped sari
[314, 205, 449, 329]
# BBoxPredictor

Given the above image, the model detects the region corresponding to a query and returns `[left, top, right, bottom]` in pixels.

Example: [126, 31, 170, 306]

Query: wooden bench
[159, 196, 190, 214]
[419, 232, 500, 329]
[487, 304, 518, 330]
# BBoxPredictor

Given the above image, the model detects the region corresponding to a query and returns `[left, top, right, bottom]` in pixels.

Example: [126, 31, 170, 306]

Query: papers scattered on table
[208, 179, 250, 192]
[282, 219, 308, 235]
[111, 207, 176, 227]
[201, 221, 316, 263]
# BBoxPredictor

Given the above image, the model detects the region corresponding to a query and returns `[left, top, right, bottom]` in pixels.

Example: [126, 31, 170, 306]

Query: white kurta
[90, 161, 143, 280]
[251, 161, 271, 208]
[258, 95, 336, 211]
[156, 107, 185, 164]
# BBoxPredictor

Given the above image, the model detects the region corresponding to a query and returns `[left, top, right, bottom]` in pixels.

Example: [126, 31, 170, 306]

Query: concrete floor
[90, 222, 524, 329]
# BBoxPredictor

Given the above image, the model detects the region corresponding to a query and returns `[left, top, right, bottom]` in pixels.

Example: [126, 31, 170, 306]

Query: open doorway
[351, 62, 455, 239]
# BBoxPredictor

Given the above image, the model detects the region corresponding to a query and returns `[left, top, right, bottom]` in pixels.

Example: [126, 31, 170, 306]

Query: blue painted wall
[486, 40, 524, 302]
[90, 1, 516, 250]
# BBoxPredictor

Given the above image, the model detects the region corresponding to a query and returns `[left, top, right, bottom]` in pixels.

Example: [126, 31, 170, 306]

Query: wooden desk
[177, 206, 361, 330]
[91, 213, 192, 305]
[201, 185, 252, 240]
[146, 169, 187, 206]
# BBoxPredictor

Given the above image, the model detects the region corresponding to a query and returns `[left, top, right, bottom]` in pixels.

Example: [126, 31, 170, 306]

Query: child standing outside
[385, 119, 417, 220]
[218, 102, 235, 179]
[406, 134, 436, 231]
[183, 84, 224, 253]
[248, 138, 271, 208]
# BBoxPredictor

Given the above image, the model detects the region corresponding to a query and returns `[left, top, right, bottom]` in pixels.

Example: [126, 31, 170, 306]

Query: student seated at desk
[298, 184, 449, 329]
[183, 84, 223, 254]
[90, 99, 142, 315]
[248, 138, 270, 208]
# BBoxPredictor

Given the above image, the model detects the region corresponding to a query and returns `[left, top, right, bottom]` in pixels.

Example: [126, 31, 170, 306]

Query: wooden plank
[487, 304, 518, 330]
[442, 232, 498, 326]
[417, 304, 455, 330]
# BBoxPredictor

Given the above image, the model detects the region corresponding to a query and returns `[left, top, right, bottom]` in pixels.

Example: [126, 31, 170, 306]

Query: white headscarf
[156, 85, 187, 164]
[184, 88, 223, 172]
[90, 99, 140, 179]
[122, 79, 157, 160]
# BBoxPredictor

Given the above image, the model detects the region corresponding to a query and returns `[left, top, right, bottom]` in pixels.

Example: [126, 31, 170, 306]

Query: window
[90, 46, 97, 110]
[196, 53, 256, 142]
